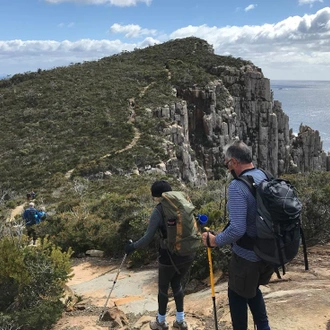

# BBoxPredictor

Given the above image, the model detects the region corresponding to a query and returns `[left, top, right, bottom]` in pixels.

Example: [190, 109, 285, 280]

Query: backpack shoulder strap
[233, 173, 257, 250]
[236, 168, 274, 197]
[236, 175, 256, 197]
[155, 203, 166, 238]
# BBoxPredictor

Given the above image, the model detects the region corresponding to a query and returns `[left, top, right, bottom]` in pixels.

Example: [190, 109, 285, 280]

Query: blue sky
[1, 0, 330, 80]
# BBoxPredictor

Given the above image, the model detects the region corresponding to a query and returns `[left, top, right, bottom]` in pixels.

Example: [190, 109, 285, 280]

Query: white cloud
[45, 0, 152, 6]
[58, 22, 75, 28]
[0, 38, 160, 75]
[2, 7, 330, 80]
[245, 4, 257, 12]
[299, 0, 323, 6]
[138, 37, 159, 47]
[170, 7, 330, 79]
[109, 23, 157, 38]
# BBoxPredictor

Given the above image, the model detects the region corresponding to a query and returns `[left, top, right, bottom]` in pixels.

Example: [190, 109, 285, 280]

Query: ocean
[270, 80, 330, 153]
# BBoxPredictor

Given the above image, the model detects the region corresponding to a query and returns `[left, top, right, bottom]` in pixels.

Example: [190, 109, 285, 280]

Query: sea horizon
[271, 79, 330, 81]
[271, 80, 330, 152]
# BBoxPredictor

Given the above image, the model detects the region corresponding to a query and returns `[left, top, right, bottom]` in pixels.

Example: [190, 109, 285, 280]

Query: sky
[1, 0, 330, 80]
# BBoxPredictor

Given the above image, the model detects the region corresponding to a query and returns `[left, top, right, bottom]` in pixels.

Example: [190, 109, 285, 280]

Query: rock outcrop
[152, 103, 208, 187]
[151, 64, 329, 184]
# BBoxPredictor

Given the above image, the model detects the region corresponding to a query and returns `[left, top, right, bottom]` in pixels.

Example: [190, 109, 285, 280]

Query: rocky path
[52, 244, 330, 330]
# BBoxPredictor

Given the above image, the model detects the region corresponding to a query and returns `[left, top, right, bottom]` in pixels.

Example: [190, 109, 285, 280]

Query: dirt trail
[65, 99, 141, 179]
[100, 127, 141, 160]
[7, 203, 25, 222]
[52, 244, 330, 330]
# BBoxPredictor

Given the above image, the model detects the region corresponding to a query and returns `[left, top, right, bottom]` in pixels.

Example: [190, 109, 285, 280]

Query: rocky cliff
[151, 63, 329, 185]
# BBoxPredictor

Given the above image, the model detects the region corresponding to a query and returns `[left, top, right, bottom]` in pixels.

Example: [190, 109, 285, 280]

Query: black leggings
[158, 261, 193, 315]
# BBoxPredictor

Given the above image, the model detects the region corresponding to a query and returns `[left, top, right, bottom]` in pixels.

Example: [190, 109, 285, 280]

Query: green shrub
[0, 235, 73, 330]
[284, 171, 330, 243]
[190, 245, 231, 281]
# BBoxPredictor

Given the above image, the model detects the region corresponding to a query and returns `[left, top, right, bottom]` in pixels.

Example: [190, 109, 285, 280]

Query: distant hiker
[26, 190, 36, 201]
[37, 207, 47, 222]
[22, 202, 39, 245]
[124, 180, 195, 330]
[202, 140, 273, 330]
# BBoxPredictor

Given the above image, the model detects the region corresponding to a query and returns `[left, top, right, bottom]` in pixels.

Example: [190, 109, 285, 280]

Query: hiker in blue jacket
[202, 140, 274, 330]
[37, 207, 47, 223]
[23, 202, 39, 244]
[124, 180, 194, 330]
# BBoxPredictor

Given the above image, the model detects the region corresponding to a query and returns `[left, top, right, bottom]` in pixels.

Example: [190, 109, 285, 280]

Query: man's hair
[29, 202, 35, 208]
[151, 180, 172, 197]
[225, 140, 252, 164]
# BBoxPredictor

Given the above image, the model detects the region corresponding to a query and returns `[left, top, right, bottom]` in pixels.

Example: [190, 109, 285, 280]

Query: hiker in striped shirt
[202, 140, 273, 330]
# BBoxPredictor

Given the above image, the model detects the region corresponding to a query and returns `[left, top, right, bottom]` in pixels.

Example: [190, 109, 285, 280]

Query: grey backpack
[236, 169, 309, 276]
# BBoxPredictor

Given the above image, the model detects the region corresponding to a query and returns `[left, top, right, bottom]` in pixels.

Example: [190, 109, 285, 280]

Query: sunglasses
[224, 159, 232, 169]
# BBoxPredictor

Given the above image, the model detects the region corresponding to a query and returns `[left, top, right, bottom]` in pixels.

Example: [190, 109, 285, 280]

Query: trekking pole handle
[204, 227, 215, 248]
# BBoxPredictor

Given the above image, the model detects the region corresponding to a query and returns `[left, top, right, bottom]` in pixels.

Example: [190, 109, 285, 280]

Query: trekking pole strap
[207, 231, 212, 248]
[204, 227, 215, 248]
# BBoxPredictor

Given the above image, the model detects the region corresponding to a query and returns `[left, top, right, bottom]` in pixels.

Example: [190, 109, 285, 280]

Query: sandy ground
[51, 243, 330, 330]
[8, 203, 25, 221]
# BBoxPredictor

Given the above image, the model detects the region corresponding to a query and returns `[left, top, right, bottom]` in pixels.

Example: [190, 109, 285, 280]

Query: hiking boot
[173, 320, 188, 329]
[149, 317, 169, 330]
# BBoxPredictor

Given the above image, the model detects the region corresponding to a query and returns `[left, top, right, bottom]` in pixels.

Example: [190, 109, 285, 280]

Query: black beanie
[151, 180, 172, 197]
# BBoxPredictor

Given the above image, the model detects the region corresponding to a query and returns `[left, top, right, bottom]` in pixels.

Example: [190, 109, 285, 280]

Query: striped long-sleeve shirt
[215, 168, 267, 262]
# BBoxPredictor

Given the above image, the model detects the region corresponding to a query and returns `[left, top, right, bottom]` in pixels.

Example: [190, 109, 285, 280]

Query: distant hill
[0, 37, 250, 193]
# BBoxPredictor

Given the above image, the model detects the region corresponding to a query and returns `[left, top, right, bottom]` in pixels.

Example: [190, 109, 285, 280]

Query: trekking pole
[205, 228, 219, 330]
[99, 242, 131, 321]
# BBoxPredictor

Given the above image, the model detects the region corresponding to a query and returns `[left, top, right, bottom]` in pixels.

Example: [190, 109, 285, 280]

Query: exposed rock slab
[53, 244, 330, 329]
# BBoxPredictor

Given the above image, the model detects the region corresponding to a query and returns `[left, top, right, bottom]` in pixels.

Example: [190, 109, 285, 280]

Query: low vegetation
[0, 232, 72, 330]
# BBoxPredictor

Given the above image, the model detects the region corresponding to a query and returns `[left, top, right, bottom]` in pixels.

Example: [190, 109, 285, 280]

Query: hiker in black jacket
[124, 181, 194, 330]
